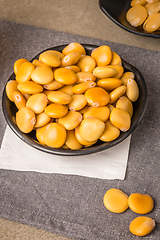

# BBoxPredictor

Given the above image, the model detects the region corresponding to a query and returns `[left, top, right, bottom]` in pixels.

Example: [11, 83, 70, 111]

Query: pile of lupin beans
[6, 42, 139, 150]
[103, 188, 156, 236]
[126, 0, 160, 32]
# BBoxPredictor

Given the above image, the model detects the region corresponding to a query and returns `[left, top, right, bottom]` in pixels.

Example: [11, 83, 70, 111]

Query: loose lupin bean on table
[6, 42, 140, 149]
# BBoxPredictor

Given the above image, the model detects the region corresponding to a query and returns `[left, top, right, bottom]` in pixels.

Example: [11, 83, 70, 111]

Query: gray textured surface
[0, 20, 160, 240]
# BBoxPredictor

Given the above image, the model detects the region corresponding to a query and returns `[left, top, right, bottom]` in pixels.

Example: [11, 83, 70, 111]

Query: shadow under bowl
[99, 0, 160, 38]
[2, 44, 147, 156]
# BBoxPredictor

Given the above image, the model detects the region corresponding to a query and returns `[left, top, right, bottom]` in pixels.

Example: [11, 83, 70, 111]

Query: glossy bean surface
[26, 93, 48, 114]
[16, 107, 36, 133]
[13, 91, 27, 109]
[129, 217, 155, 236]
[58, 111, 82, 130]
[80, 117, 105, 142]
[110, 108, 131, 132]
[85, 87, 110, 107]
[103, 188, 129, 213]
[128, 193, 154, 214]
[91, 45, 112, 66]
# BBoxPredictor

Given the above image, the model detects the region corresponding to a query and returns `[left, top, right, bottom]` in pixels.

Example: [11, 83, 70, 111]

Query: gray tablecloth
[0, 20, 160, 240]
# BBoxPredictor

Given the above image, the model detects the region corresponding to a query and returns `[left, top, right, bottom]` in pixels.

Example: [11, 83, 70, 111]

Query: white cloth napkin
[0, 126, 131, 180]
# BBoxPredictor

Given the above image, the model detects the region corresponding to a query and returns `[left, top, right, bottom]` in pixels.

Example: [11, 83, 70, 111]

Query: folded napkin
[0, 126, 131, 180]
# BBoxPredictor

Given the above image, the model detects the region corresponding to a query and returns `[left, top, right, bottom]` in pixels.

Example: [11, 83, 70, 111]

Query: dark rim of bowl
[2, 44, 148, 156]
[99, 0, 160, 38]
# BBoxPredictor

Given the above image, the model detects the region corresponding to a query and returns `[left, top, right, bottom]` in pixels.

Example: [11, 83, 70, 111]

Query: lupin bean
[85, 87, 110, 107]
[6, 80, 18, 102]
[16, 107, 36, 133]
[58, 111, 82, 130]
[103, 188, 129, 213]
[43, 123, 66, 148]
[39, 51, 61, 67]
[129, 217, 155, 236]
[99, 120, 120, 142]
[26, 93, 48, 114]
[80, 117, 105, 142]
[91, 45, 112, 66]
[12, 91, 27, 109]
[65, 130, 82, 150]
[128, 193, 154, 214]
[110, 108, 131, 132]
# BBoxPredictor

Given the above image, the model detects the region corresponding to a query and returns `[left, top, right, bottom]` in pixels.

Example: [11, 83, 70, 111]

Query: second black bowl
[99, 0, 160, 38]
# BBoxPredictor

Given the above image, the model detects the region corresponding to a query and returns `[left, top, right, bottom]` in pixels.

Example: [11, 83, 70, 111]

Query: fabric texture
[0, 20, 160, 240]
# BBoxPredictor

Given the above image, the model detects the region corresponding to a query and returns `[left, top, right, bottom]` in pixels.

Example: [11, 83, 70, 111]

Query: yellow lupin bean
[16, 107, 36, 133]
[32, 59, 52, 70]
[47, 91, 72, 105]
[54, 68, 78, 85]
[46, 50, 64, 59]
[43, 80, 63, 90]
[31, 66, 54, 85]
[26, 93, 48, 114]
[77, 55, 96, 73]
[97, 78, 123, 91]
[18, 81, 43, 94]
[120, 71, 135, 86]
[93, 66, 117, 78]
[14, 58, 28, 75]
[45, 103, 68, 118]
[107, 65, 124, 79]
[110, 108, 131, 132]
[65, 130, 82, 150]
[58, 111, 82, 130]
[39, 51, 61, 67]
[109, 85, 127, 104]
[16, 62, 35, 83]
[61, 51, 81, 67]
[116, 96, 133, 117]
[59, 84, 74, 95]
[128, 193, 154, 214]
[126, 79, 139, 102]
[36, 123, 51, 144]
[12, 91, 27, 110]
[72, 81, 96, 94]
[83, 106, 110, 122]
[110, 51, 122, 65]
[75, 125, 97, 146]
[80, 117, 105, 142]
[62, 42, 86, 55]
[6, 80, 18, 102]
[145, 2, 160, 15]
[103, 188, 129, 213]
[43, 123, 66, 148]
[91, 45, 112, 66]
[68, 94, 87, 111]
[126, 5, 148, 27]
[131, 0, 147, 6]
[129, 217, 155, 237]
[99, 120, 120, 142]
[85, 87, 110, 107]
[65, 65, 80, 73]
[76, 72, 96, 83]
[34, 112, 51, 128]
[143, 12, 160, 32]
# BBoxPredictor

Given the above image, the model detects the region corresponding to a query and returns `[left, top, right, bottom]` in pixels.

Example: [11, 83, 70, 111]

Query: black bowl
[99, 0, 160, 38]
[2, 44, 147, 156]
